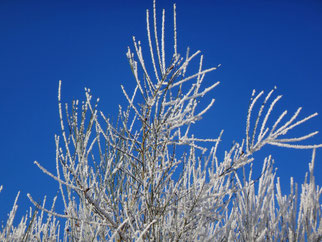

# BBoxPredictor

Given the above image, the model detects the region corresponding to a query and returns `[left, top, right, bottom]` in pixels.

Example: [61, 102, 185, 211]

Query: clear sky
[0, 0, 322, 223]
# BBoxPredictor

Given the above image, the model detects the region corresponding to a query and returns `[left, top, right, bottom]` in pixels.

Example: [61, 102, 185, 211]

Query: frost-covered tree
[1, 1, 322, 241]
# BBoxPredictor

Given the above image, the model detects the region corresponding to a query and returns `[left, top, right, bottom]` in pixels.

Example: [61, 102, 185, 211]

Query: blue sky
[0, 0, 321, 223]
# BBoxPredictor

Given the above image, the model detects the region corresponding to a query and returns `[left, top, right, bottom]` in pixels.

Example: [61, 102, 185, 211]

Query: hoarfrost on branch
[1, 0, 321, 241]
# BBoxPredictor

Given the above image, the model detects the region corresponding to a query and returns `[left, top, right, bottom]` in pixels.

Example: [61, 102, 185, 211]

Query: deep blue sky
[1, 0, 322, 223]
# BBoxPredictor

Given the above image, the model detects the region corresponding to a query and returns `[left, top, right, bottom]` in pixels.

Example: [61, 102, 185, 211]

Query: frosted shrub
[1, 1, 322, 241]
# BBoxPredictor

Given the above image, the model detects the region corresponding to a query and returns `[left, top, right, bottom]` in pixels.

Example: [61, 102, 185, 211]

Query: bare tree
[1, 1, 321, 241]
